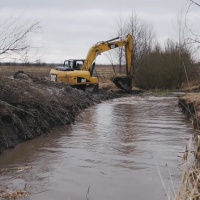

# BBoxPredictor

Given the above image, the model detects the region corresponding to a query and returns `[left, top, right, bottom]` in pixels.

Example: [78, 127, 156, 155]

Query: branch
[0, 20, 40, 61]
[189, 0, 200, 7]
[185, 1, 200, 42]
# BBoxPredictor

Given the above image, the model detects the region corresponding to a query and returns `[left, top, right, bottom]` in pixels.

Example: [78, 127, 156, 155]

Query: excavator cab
[54, 59, 84, 72]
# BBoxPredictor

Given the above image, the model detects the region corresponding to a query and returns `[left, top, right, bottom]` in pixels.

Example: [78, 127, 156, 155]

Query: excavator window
[64, 60, 69, 68]
[74, 61, 83, 70]
[69, 61, 73, 69]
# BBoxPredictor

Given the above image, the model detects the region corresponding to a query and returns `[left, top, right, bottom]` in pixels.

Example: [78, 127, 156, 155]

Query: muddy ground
[0, 74, 128, 154]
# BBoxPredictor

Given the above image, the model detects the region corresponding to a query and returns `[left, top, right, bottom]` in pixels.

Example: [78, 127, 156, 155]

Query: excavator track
[113, 76, 132, 93]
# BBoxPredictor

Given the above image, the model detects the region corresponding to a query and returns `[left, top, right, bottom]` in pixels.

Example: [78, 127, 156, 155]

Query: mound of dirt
[0, 75, 124, 153]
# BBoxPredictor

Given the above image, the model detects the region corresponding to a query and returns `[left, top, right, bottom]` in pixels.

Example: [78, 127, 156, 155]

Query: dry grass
[0, 66, 124, 81]
[0, 166, 33, 199]
[0, 189, 29, 199]
[180, 81, 200, 92]
[173, 93, 200, 199]
[174, 136, 200, 200]
[98, 78, 117, 90]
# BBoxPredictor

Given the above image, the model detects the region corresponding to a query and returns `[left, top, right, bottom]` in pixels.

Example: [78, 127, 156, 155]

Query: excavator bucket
[113, 76, 132, 92]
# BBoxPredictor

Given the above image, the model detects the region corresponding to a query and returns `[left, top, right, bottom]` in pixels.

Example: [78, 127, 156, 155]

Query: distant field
[0, 66, 53, 77]
[95, 65, 126, 81]
[0, 65, 126, 80]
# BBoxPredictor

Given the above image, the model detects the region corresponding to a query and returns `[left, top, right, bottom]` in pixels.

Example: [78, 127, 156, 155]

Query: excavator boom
[82, 34, 133, 92]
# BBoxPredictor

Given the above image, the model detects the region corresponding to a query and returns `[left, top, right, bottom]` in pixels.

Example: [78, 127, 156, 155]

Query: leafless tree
[113, 12, 157, 86]
[189, 0, 200, 7]
[185, 0, 200, 44]
[112, 10, 196, 89]
[124, 12, 156, 86]
[184, 0, 200, 80]
[0, 17, 40, 62]
[114, 14, 127, 73]
[120, 12, 156, 64]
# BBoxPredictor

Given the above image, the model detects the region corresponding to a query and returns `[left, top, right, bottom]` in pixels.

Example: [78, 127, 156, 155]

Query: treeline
[134, 41, 195, 89]
[0, 62, 60, 67]
[114, 12, 199, 89]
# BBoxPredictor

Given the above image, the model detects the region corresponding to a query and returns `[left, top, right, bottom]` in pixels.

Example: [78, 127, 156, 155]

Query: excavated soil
[0, 75, 126, 154]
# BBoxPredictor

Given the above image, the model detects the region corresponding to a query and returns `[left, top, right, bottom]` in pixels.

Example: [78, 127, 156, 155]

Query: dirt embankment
[0, 75, 126, 154]
[179, 93, 200, 129]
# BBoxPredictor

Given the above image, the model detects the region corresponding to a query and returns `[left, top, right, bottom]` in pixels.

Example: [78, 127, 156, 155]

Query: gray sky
[0, 0, 199, 63]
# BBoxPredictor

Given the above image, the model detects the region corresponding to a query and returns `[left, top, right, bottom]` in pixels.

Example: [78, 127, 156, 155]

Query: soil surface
[0, 74, 128, 154]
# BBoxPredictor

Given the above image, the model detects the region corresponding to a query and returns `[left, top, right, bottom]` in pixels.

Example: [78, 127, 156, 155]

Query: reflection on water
[0, 96, 193, 200]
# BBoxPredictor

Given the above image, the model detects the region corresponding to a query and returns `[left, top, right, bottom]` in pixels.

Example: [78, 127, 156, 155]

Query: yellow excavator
[50, 34, 133, 92]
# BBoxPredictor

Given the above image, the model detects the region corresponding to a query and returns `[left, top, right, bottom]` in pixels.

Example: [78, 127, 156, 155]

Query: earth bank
[179, 93, 200, 129]
[0, 75, 127, 154]
[176, 93, 200, 199]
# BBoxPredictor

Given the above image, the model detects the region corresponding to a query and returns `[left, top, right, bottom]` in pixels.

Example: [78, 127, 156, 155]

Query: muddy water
[0, 96, 193, 200]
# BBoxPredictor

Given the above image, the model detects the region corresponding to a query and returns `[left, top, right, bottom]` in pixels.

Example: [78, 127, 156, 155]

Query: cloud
[0, 0, 199, 63]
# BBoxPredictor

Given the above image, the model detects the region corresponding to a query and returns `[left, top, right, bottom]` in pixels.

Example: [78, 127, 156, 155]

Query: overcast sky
[0, 0, 199, 63]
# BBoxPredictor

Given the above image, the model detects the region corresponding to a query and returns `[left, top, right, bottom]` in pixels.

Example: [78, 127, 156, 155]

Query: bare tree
[189, 0, 200, 7]
[184, 0, 200, 80]
[113, 11, 157, 86]
[114, 14, 127, 73]
[185, 0, 200, 44]
[123, 12, 156, 86]
[111, 9, 196, 89]
[0, 17, 40, 62]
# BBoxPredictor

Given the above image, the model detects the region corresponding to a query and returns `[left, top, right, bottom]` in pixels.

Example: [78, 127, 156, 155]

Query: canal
[0, 96, 193, 200]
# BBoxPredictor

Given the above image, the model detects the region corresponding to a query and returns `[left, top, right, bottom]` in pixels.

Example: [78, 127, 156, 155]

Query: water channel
[0, 96, 194, 200]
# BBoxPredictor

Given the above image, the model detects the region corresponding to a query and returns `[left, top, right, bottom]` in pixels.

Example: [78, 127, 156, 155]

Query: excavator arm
[82, 34, 133, 73]
[82, 34, 133, 92]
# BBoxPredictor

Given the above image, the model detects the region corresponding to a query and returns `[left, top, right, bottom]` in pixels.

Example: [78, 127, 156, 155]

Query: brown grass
[0, 66, 123, 80]
[175, 94, 200, 200]
[98, 78, 117, 90]
[174, 136, 200, 200]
